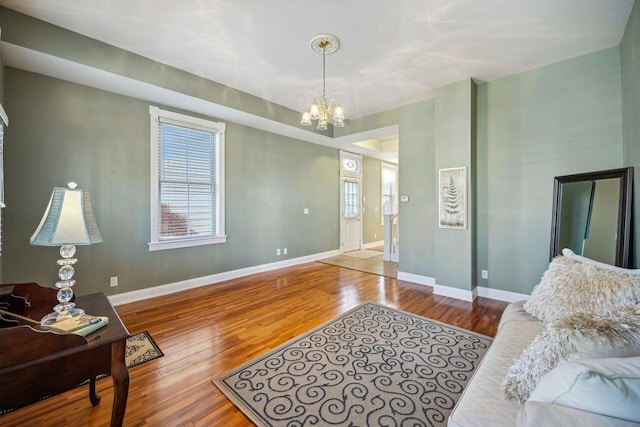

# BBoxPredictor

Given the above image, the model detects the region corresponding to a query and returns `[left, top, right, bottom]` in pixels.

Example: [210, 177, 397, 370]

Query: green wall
[398, 99, 436, 278]
[334, 110, 398, 138]
[396, 80, 476, 294]
[476, 47, 624, 293]
[362, 156, 384, 245]
[396, 47, 626, 296]
[621, 0, 640, 268]
[434, 80, 476, 291]
[3, 69, 339, 295]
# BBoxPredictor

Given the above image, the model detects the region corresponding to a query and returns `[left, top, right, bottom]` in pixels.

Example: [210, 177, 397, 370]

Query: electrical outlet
[110, 276, 118, 287]
[481, 270, 488, 279]
[276, 248, 281, 256]
[283, 248, 288, 255]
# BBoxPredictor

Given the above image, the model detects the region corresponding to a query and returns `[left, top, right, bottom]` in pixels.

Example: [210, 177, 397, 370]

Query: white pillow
[502, 307, 640, 403]
[529, 357, 640, 423]
[562, 248, 640, 277]
[524, 256, 640, 322]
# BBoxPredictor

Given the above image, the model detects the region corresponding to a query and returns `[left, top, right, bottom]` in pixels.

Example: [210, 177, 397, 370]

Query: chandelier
[300, 34, 347, 130]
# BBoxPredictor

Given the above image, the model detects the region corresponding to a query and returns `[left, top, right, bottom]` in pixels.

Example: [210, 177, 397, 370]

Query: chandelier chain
[322, 46, 326, 99]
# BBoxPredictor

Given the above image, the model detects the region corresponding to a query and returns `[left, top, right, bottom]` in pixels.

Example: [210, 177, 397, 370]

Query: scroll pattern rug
[214, 302, 492, 427]
[126, 330, 164, 367]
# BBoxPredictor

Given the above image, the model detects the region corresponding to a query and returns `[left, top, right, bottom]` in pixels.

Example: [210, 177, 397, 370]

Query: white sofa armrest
[497, 300, 538, 330]
[517, 401, 640, 427]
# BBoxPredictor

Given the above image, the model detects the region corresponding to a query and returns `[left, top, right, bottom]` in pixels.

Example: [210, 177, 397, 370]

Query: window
[149, 106, 226, 251]
[341, 156, 360, 173]
[381, 162, 398, 224]
[343, 180, 360, 218]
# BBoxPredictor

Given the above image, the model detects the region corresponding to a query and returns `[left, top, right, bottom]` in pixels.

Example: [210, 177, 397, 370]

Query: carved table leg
[110, 339, 129, 427]
[89, 377, 101, 406]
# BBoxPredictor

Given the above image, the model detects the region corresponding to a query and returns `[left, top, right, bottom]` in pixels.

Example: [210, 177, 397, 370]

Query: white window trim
[380, 162, 398, 225]
[0, 102, 8, 128]
[148, 106, 226, 251]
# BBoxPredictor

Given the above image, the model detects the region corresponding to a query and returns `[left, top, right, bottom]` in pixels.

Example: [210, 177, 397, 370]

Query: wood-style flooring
[1, 261, 508, 426]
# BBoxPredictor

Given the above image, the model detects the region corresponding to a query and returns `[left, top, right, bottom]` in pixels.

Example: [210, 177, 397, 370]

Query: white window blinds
[149, 106, 226, 251]
[159, 121, 216, 239]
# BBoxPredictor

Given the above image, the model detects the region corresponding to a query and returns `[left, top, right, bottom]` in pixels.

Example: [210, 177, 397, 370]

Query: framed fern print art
[439, 167, 467, 229]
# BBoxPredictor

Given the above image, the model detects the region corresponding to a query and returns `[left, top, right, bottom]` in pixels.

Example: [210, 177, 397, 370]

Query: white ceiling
[0, 0, 634, 121]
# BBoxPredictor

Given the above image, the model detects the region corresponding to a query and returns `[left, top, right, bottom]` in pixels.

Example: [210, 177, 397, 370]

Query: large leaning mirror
[550, 167, 634, 267]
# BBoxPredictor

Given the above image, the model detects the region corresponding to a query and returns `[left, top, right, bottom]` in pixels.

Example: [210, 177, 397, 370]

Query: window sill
[148, 235, 227, 251]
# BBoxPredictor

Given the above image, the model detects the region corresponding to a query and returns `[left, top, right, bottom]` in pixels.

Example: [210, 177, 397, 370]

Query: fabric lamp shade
[30, 185, 102, 246]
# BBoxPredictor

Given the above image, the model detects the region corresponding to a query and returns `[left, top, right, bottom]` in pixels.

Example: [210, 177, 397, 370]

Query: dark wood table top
[0, 283, 132, 427]
[0, 284, 130, 364]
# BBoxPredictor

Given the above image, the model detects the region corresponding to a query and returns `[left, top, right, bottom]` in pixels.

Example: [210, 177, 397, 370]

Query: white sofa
[448, 301, 640, 427]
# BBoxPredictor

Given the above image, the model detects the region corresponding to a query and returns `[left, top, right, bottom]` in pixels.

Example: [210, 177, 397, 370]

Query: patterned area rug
[126, 330, 164, 367]
[213, 302, 492, 427]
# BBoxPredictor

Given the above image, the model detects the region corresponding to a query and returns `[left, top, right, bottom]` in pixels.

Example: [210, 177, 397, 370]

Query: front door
[341, 177, 361, 252]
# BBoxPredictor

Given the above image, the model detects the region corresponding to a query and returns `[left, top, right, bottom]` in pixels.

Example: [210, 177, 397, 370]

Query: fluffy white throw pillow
[562, 248, 640, 277]
[524, 256, 640, 322]
[502, 306, 640, 403]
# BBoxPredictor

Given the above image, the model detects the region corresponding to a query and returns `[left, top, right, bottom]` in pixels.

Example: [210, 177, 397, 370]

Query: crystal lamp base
[40, 244, 85, 326]
[41, 304, 86, 326]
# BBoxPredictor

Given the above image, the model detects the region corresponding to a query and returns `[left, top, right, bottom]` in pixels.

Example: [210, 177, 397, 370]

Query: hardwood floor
[1, 262, 508, 426]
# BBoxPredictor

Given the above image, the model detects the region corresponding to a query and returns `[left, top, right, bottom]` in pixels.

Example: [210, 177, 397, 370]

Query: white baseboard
[433, 284, 477, 302]
[477, 286, 530, 303]
[362, 240, 384, 249]
[395, 271, 532, 303]
[397, 272, 477, 302]
[108, 249, 341, 306]
[397, 271, 435, 286]
[108, 254, 531, 307]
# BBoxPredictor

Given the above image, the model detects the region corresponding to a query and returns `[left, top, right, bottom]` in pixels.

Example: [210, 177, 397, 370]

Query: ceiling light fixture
[301, 34, 347, 130]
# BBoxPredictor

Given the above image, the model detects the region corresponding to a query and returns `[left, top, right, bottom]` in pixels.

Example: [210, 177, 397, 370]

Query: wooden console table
[0, 283, 131, 426]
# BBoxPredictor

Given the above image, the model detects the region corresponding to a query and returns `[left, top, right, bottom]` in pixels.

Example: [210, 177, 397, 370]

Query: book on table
[46, 314, 109, 336]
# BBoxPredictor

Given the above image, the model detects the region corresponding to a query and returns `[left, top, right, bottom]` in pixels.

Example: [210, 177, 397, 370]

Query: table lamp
[30, 182, 102, 326]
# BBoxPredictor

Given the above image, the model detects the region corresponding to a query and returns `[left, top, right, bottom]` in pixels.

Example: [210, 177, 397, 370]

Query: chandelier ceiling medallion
[300, 34, 347, 130]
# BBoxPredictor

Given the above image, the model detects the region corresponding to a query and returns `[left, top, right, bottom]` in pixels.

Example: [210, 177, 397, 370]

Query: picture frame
[439, 167, 467, 229]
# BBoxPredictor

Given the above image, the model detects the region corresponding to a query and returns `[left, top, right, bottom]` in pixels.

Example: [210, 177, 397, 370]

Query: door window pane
[344, 180, 360, 218]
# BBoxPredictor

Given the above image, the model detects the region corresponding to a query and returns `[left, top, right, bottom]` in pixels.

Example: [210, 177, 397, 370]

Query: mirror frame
[549, 167, 634, 267]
